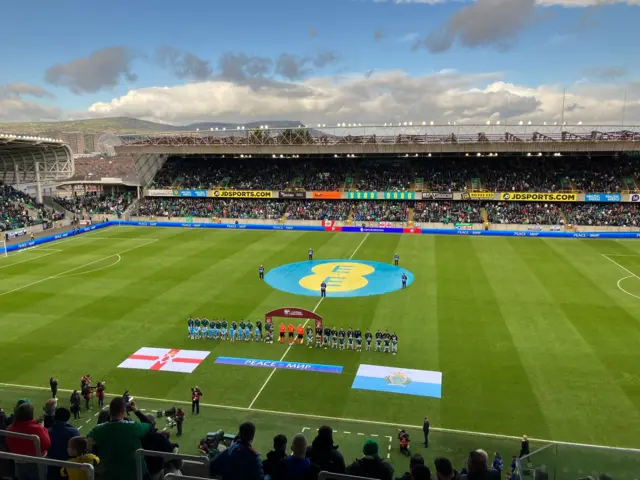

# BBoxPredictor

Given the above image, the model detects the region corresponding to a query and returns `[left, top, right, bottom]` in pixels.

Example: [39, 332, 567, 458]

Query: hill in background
[0, 117, 314, 134]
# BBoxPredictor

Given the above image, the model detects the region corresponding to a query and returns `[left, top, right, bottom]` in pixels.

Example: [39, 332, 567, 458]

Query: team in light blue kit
[187, 316, 263, 342]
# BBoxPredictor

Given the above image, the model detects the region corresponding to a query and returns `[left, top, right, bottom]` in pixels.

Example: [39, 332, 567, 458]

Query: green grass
[1, 228, 640, 476]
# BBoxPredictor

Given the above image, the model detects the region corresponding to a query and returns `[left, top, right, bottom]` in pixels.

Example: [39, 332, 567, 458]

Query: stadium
[1, 121, 640, 480]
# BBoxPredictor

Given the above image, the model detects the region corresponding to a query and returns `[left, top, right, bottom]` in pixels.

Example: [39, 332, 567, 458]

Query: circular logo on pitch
[264, 259, 414, 298]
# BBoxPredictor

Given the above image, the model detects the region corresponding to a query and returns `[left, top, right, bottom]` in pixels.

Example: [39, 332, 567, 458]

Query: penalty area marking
[1, 383, 639, 453]
[0, 239, 158, 298]
[247, 233, 371, 409]
[0, 250, 61, 269]
[601, 254, 640, 301]
[56, 254, 122, 279]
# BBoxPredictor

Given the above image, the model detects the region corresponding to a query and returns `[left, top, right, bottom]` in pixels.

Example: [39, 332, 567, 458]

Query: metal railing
[135, 449, 209, 480]
[0, 429, 42, 457]
[516, 442, 640, 479]
[0, 451, 95, 480]
[318, 472, 377, 480]
[164, 475, 209, 480]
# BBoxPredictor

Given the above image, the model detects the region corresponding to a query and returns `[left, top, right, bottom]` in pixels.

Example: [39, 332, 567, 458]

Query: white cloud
[0, 83, 61, 122]
[86, 70, 639, 125]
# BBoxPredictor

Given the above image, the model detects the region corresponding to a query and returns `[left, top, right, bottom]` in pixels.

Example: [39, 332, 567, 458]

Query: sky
[1, 0, 639, 126]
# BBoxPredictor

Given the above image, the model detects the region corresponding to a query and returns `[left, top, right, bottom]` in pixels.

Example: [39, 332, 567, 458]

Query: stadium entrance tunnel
[264, 259, 414, 297]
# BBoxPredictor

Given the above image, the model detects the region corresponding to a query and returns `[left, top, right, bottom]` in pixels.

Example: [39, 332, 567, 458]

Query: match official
[259, 265, 265, 280]
[308, 248, 313, 260]
[402, 273, 407, 288]
[321, 281, 327, 298]
[394, 254, 399, 266]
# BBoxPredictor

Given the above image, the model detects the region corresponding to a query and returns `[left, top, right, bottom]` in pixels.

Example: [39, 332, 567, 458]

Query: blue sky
[1, 0, 638, 125]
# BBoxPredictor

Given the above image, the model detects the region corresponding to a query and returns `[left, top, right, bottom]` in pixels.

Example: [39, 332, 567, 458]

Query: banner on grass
[118, 347, 209, 373]
[351, 364, 442, 398]
[215, 357, 343, 374]
[500, 192, 577, 202]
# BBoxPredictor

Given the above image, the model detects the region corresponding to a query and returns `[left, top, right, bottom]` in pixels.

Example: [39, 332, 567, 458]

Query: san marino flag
[351, 364, 442, 398]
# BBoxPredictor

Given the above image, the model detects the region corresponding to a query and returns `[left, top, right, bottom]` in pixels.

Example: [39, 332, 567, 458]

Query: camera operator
[96, 381, 106, 408]
[199, 430, 225, 462]
[191, 386, 202, 415]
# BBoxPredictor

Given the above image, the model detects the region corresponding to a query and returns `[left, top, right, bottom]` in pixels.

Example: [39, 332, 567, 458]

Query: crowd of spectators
[484, 203, 563, 225]
[353, 202, 408, 223]
[413, 202, 482, 224]
[55, 192, 133, 216]
[149, 156, 640, 194]
[0, 184, 62, 232]
[563, 204, 640, 227]
[137, 199, 410, 222]
[70, 156, 138, 183]
[284, 201, 351, 221]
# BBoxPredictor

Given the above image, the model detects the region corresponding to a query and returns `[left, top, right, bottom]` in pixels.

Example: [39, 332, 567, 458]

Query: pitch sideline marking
[601, 254, 640, 301]
[1, 383, 636, 453]
[0, 239, 158, 298]
[247, 233, 370, 409]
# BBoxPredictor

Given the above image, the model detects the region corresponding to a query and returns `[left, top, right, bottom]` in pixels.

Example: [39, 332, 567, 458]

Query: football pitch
[1, 227, 640, 473]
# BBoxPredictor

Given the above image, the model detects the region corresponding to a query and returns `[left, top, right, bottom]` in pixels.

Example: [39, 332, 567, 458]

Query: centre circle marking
[264, 259, 414, 297]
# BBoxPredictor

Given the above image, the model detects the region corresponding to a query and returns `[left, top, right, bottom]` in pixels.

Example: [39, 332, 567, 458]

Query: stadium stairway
[407, 207, 415, 227]
[43, 196, 74, 217]
[279, 213, 287, 224]
[346, 206, 355, 225]
[481, 207, 488, 224]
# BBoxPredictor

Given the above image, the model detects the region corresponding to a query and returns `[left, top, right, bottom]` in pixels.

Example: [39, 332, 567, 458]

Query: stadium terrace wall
[144, 189, 640, 203]
[6, 220, 640, 253]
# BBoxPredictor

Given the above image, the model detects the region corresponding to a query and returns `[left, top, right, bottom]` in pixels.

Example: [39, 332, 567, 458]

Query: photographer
[191, 387, 202, 415]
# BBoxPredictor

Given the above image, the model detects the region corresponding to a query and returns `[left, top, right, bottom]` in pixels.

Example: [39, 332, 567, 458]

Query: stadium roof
[0, 133, 74, 185]
[114, 124, 640, 157]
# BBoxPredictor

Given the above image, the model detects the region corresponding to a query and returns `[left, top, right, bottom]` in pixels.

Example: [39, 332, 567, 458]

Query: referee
[259, 265, 265, 280]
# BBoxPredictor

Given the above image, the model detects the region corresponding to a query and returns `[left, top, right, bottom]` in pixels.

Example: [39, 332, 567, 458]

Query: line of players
[282, 325, 399, 354]
[187, 317, 268, 341]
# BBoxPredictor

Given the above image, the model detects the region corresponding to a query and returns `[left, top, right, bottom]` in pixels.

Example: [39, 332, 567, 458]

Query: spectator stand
[0, 384, 638, 479]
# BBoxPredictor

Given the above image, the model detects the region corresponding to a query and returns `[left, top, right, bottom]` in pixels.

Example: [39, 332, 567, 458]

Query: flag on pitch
[351, 364, 442, 398]
[118, 347, 209, 373]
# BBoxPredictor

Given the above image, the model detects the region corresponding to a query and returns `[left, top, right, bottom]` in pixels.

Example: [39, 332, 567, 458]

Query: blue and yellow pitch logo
[265, 259, 414, 298]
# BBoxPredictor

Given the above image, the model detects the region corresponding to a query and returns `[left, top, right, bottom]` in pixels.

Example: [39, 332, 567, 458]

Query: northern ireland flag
[118, 347, 209, 373]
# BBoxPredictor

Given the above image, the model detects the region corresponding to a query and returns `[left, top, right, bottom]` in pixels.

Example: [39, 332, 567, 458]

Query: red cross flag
[118, 347, 210, 373]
